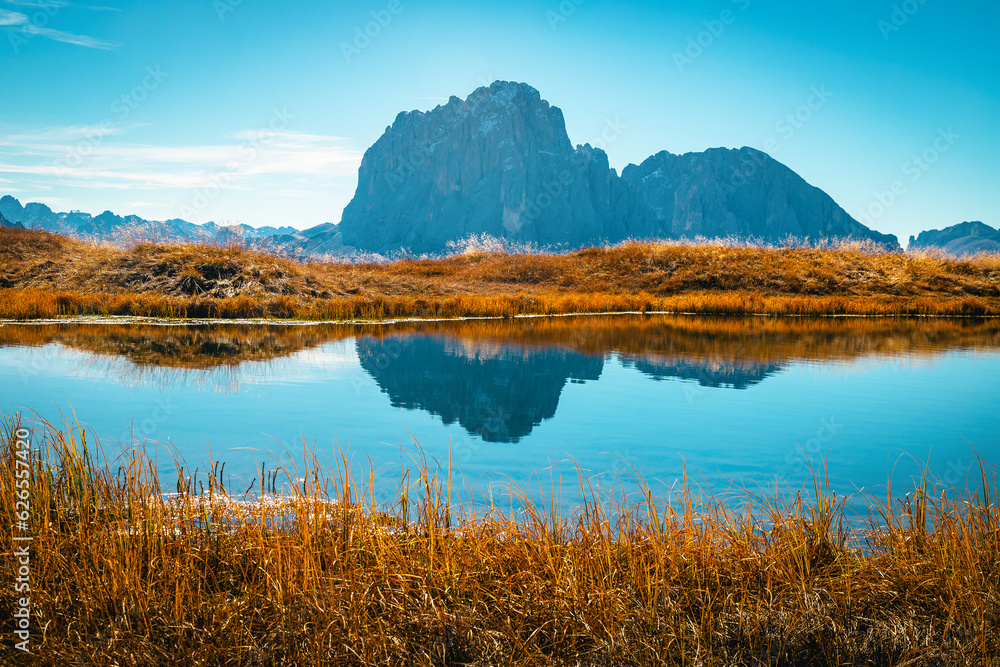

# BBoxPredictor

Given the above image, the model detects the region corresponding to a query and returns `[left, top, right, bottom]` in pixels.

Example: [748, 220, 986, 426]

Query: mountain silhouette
[339, 81, 900, 254]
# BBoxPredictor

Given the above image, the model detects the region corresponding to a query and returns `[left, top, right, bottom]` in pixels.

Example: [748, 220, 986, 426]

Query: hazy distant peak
[909, 221, 1000, 256]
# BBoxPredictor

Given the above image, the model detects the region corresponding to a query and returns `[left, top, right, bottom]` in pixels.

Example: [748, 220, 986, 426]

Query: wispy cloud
[19, 24, 119, 49]
[0, 9, 26, 25]
[1, 1, 121, 49]
[3, 1, 69, 8]
[0, 124, 364, 195]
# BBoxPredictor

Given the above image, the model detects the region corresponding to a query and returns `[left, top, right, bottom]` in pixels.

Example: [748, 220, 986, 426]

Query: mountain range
[0, 195, 296, 246]
[2, 81, 993, 257]
[340, 81, 900, 253]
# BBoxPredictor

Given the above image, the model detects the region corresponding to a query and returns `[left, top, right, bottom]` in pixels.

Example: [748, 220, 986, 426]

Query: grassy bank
[2, 228, 1000, 320]
[1, 416, 998, 665]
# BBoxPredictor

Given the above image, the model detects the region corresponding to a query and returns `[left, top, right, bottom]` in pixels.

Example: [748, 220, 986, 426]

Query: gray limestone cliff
[620, 148, 900, 248]
[339, 81, 656, 254]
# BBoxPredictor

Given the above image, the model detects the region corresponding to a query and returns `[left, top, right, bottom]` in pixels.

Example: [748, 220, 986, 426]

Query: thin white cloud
[20, 24, 120, 49]
[0, 9, 26, 24]
[0, 123, 129, 145]
[2, 1, 68, 8]
[0, 124, 364, 195]
[1, 1, 120, 49]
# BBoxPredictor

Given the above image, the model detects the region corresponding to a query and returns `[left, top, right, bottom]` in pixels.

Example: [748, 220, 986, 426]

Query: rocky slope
[909, 221, 1000, 256]
[0, 210, 22, 228]
[621, 149, 900, 247]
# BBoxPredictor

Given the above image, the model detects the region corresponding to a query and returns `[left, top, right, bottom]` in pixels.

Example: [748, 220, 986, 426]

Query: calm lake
[2, 315, 998, 511]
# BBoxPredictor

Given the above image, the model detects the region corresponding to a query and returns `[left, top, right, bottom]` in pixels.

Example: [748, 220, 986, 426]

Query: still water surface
[2, 316, 998, 508]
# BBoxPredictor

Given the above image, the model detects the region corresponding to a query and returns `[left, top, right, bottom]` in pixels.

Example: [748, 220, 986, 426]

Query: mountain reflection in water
[357, 336, 604, 442]
[3, 315, 999, 443]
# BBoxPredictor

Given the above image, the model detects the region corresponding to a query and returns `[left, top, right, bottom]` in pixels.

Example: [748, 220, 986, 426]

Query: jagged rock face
[1, 197, 62, 231]
[340, 81, 656, 254]
[909, 221, 1000, 256]
[3, 82, 906, 255]
[6, 200, 55, 231]
[0, 211, 21, 228]
[0, 196, 27, 228]
[621, 149, 900, 249]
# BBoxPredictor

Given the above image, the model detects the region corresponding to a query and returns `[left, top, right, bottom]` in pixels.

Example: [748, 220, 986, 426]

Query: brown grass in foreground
[1, 415, 998, 666]
[2, 227, 999, 320]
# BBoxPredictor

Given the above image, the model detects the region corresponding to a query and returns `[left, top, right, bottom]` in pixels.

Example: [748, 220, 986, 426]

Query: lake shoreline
[4, 308, 1000, 328]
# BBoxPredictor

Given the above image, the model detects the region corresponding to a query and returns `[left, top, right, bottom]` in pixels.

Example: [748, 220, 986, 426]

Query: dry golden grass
[1, 415, 998, 665]
[2, 227, 999, 320]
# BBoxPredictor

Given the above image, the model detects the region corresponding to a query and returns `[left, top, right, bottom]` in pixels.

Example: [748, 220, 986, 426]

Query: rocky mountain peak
[339, 81, 652, 254]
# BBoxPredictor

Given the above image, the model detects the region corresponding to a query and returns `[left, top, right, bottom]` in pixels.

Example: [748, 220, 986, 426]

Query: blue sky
[0, 0, 997, 242]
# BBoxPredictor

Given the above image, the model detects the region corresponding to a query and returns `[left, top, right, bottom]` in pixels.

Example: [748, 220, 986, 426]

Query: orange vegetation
[1, 227, 999, 320]
[2, 416, 997, 665]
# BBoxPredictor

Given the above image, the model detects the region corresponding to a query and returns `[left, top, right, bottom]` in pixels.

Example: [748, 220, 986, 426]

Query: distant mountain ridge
[0, 195, 297, 246]
[908, 221, 1000, 256]
[340, 81, 902, 253]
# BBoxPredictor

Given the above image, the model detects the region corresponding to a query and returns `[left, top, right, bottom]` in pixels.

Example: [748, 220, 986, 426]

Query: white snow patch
[479, 114, 501, 134]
